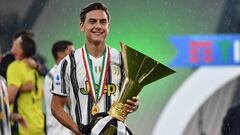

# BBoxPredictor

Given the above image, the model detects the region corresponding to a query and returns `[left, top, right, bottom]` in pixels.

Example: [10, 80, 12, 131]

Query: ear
[108, 23, 110, 30]
[80, 22, 84, 32]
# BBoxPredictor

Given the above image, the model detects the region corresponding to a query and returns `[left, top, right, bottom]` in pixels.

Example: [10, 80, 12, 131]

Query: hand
[72, 125, 83, 135]
[124, 96, 140, 113]
[24, 58, 38, 69]
[10, 113, 28, 129]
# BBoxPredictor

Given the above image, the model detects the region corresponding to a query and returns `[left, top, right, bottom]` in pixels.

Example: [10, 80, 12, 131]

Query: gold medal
[91, 104, 99, 115]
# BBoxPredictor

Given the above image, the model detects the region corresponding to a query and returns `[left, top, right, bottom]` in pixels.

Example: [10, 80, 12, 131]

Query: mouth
[92, 30, 104, 36]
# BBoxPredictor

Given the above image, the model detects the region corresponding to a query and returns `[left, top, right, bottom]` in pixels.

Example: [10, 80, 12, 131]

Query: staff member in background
[7, 33, 44, 135]
[0, 30, 48, 79]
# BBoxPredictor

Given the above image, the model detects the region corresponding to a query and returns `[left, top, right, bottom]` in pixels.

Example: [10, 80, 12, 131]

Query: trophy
[81, 43, 175, 135]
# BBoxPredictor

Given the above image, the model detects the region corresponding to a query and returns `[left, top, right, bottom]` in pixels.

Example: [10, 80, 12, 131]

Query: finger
[124, 103, 133, 109]
[132, 96, 139, 101]
[126, 99, 136, 106]
[22, 122, 28, 129]
[19, 119, 28, 129]
[124, 103, 136, 112]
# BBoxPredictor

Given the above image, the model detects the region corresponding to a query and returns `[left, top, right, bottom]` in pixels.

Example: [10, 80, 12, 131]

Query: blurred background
[1, 0, 240, 134]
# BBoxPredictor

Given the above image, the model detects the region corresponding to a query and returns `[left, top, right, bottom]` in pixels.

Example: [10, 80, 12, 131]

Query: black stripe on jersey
[87, 94, 93, 123]
[12, 93, 20, 135]
[34, 71, 38, 94]
[119, 52, 124, 91]
[69, 52, 82, 126]
[2, 88, 9, 126]
[60, 60, 68, 94]
[99, 118, 117, 134]
[105, 63, 112, 112]
[46, 72, 54, 91]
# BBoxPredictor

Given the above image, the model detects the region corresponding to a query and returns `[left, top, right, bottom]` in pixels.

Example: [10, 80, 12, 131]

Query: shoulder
[66, 48, 84, 67]
[7, 61, 21, 70]
[109, 46, 121, 64]
[109, 47, 120, 55]
[63, 48, 83, 64]
[45, 66, 56, 80]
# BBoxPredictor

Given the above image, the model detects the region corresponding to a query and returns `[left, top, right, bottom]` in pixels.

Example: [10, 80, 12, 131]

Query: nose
[94, 21, 102, 29]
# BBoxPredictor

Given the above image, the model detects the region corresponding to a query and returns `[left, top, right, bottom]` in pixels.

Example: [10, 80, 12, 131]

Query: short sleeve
[7, 62, 22, 88]
[51, 58, 70, 97]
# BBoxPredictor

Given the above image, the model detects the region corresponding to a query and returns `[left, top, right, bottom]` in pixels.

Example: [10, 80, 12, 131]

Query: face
[80, 10, 110, 45]
[11, 37, 24, 59]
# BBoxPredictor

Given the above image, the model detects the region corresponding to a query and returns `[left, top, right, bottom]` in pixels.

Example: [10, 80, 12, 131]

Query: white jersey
[0, 76, 11, 135]
[44, 65, 72, 135]
[52, 46, 123, 125]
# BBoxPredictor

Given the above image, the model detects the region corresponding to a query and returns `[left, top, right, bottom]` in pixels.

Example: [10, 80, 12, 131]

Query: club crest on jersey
[55, 74, 61, 85]
[80, 81, 117, 96]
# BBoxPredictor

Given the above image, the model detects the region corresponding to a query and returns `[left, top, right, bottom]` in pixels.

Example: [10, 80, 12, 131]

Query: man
[7, 34, 44, 135]
[51, 2, 139, 135]
[44, 40, 74, 135]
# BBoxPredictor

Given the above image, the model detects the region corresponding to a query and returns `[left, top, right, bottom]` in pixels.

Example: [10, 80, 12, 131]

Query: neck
[56, 59, 61, 65]
[85, 42, 106, 58]
[15, 55, 24, 60]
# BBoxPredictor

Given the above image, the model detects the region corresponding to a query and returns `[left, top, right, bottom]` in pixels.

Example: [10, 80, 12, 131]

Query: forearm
[19, 82, 33, 92]
[51, 106, 78, 132]
[51, 95, 81, 134]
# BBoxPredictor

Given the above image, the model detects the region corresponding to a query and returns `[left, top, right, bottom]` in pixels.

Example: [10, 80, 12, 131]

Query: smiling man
[51, 2, 140, 135]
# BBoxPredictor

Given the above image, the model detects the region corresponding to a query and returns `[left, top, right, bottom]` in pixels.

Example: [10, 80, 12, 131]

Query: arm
[19, 81, 34, 92]
[8, 85, 19, 104]
[51, 94, 82, 135]
[24, 58, 48, 76]
[10, 113, 27, 129]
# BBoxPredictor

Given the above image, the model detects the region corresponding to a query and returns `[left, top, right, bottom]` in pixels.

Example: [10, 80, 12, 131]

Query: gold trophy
[83, 43, 175, 134]
[108, 42, 175, 122]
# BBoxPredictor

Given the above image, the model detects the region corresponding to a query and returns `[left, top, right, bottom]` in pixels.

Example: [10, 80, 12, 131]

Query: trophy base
[108, 101, 128, 121]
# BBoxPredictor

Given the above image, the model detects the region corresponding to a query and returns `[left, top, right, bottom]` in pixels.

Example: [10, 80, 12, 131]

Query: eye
[100, 19, 107, 25]
[88, 19, 96, 24]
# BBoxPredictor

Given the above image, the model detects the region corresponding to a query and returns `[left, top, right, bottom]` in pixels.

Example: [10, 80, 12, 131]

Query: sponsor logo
[80, 81, 117, 96]
[55, 74, 61, 85]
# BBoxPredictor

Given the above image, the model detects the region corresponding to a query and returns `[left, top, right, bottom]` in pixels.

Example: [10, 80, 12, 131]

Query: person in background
[0, 30, 48, 79]
[7, 34, 44, 135]
[44, 40, 74, 135]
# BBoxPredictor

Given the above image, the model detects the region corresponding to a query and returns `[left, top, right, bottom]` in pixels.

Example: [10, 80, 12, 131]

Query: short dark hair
[13, 30, 34, 40]
[80, 2, 110, 22]
[51, 40, 73, 60]
[20, 35, 36, 58]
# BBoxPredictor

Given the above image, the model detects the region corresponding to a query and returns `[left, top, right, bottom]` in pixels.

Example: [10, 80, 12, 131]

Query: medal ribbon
[82, 45, 110, 103]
